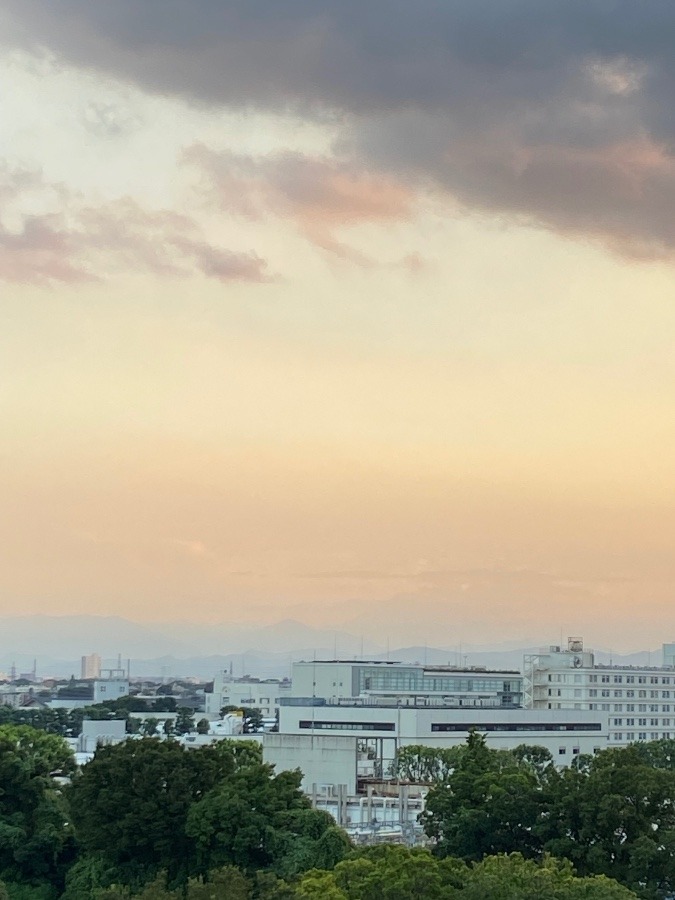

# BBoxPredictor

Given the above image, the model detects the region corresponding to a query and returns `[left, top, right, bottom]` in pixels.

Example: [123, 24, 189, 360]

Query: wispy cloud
[0, 165, 269, 284]
[185, 145, 413, 261]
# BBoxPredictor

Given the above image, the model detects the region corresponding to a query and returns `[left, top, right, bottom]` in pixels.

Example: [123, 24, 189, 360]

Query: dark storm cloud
[4, 1, 675, 256]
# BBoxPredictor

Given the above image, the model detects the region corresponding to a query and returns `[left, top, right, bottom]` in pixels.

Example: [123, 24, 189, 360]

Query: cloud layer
[4, 1, 675, 258]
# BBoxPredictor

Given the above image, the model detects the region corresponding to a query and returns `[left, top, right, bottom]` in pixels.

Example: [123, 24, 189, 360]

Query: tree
[0, 725, 76, 890]
[141, 718, 159, 737]
[422, 732, 546, 861]
[184, 866, 250, 899]
[185, 765, 347, 877]
[458, 853, 638, 900]
[542, 744, 675, 897]
[67, 738, 243, 885]
[175, 708, 195, 736]
[390, 745, 462, 783]
[196, 719, 210, 735]
[162, 719, 174, 736]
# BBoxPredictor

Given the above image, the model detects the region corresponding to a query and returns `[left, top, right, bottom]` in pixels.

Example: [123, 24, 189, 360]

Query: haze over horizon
[2, 2, 675, 652]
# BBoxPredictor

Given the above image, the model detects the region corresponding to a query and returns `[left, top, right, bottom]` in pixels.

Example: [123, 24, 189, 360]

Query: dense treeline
[0, 697, 179, 738]
[2, 724, 675, 898]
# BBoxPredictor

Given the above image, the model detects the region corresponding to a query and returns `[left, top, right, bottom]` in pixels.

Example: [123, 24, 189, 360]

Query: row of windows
[360, 671, 520, 694]
[549, 674, 672, 685]
[613, 718, 671, 727]
[589, 703, 670, 713]
[591, 675, 670, 685]
[431, 722, 602, 733]
[589, 690, 670, 699]
[614, 733, 671, 741]
[298, 720, 396, 731]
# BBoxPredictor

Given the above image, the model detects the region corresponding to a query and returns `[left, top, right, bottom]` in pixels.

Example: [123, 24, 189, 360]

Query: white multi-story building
[204, 674, 291, 719]
[275, 701, 606, 768]
[291, 660, 523, 708]
[81, 653, 102, 680]
[524, 637, 675, 747]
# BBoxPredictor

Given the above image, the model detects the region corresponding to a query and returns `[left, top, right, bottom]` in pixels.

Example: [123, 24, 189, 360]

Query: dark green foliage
[185, 765, 347, 877]
[174, 708, 195, 735]
[422, 731, 547, 861]
[390, 745, 463, 783]
[0, 726, 75, 892]
[67, 738, 239, 884]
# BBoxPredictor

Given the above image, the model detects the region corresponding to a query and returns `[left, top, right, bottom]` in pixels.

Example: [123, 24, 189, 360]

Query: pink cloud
[184, 145, 414, 260]
[0, 167, 269, 285]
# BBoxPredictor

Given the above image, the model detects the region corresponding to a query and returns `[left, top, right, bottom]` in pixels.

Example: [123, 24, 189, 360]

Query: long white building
[525, 638, 675, 747]
[290, 660, 523, 708]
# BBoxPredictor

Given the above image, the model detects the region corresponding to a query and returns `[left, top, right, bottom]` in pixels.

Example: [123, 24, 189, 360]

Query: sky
[1, 1, 675, 651]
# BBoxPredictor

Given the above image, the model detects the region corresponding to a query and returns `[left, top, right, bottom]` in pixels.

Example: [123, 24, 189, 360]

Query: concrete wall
[263, 732, 359, 794]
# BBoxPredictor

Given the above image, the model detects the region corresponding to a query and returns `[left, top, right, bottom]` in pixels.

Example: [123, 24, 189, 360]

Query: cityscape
[2, 0, 675, 897]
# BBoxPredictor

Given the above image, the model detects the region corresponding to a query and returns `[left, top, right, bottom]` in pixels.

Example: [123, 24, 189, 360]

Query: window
[626, 676, 635, 684]
[663, 719, 671, 727]
[651, 732, 659, 740]
[651, 677, 659, 684]
[572, 747, 580, 754]
[614, 704, 623, 712]
[601, 690, 610, 697]
[639, 704, 647, 712]
[589, 689, 597, 697]
[651, 691, 658, 698]
[663, 691, 670, 699]
[639, 690, 647, 698]
[299, 720, 396, 732]
[663, 677, 671, 685]
[614, 675, 623, 684]
[601, 675, 610, 683]
[626, 718, 635, 725]
[590, 675, 598, 683]
[664, 705, 671, 713]
[639, 718, 647, 726]
[601, 704, 610, 711]
[639, 732, 647, 741]
[613, 718, 623, 726]
[665, 732, 671, 739]
[614, 733, 623, 741]
[626, 690, 634, 698]
[638, 677, 646, 684]
[614, 690, 623, 698]
[558, 747, 567, 755]
[650, 705, 659, 712]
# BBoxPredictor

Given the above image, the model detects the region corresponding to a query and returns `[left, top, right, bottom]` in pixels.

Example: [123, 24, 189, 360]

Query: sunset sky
[1, 2, 675, 650]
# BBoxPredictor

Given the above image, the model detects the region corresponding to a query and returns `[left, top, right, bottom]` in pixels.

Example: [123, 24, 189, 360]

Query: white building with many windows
[204, 674, 291, 719]
[524, 637, 675, 747]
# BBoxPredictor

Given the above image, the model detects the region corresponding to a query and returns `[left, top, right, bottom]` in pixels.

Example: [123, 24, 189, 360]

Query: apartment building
[524, 637, 675, 747]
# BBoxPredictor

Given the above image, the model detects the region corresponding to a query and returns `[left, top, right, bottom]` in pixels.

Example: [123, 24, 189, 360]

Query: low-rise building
[204, 674, 290, 719]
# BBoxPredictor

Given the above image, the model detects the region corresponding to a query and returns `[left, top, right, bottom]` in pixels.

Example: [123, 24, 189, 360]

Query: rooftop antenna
[32, 658, 37, 680]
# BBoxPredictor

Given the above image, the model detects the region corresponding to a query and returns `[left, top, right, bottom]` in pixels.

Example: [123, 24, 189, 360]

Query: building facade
[204, 674, 291, 719]
[524, 638, 675, 747]
[290, 660, 523, 708]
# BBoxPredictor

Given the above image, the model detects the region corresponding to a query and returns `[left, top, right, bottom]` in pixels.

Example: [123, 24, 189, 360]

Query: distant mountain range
[0, 614, 666, 680]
